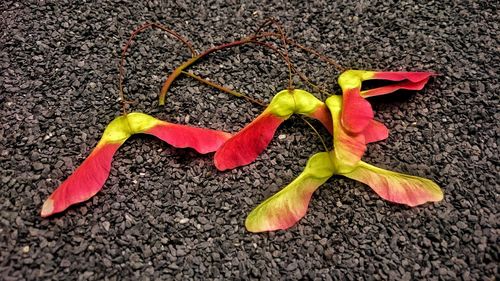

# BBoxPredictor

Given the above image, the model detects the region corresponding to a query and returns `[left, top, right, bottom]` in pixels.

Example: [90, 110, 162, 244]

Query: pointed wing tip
[341, 90, 374, 133]
[213, 158, 230, 171]
[363, 120, 389, 143]
[245, 204, 300, 233]
[245, 217, 284, 233]
[411, 71, 436, 81]
[346, 162, 444, 208]
[244, 216, 262, 233]
[427, 186, 444, 203]
[373, 71, 436, 82]
[401, 181, 444, 207]
[40, 198, 55, 217]
[213, 148, 243, 171]
[245, 222, 265, 233]
[245, 227, 278, 233]
[244, 204, 305, 233]
[414, 180, 444, 206]
[420, 71, 438, 77]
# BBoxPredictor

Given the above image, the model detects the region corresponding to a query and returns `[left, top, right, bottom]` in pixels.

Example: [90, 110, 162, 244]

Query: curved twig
[118, 22, 196, 115]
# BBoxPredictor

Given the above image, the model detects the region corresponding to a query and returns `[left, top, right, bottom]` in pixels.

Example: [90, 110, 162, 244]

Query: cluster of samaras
[41, 70, 443, 232]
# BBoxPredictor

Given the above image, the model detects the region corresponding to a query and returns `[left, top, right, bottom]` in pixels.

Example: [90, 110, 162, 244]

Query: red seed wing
[214, 112, 285, 171]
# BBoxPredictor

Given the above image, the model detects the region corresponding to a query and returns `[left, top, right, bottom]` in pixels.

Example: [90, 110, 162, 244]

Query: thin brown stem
[252, 18, 296, 90]
[252, 40, 331, 96]
[158, 33, 304, 106]
[119, 22, 196, 115]
[299, 116, 330, 153]
[181, 71, 266, 107]
[253, 18, 275, 36]
[255, 31, 345, 72]
[262, 18, 294, 90]
[158, 23, 344, 105]
[159, 36, 260, 105]
[159, 32, 284, 105]
[286, 38, 345, 72]
[255, 19, 344, 72]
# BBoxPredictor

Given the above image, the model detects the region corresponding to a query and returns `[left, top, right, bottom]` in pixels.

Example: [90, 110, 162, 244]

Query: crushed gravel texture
[1, 1, 498, 280]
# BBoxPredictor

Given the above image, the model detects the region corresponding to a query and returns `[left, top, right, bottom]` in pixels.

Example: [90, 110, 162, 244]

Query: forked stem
[255, 18, 294, 90]
[159, 20, 299, 104]
[158, 30, 344, 105]
[158, 33, 279, 105]
[299, 116, 330, 153]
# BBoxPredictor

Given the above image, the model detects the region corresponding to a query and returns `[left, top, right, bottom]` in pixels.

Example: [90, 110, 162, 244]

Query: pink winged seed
[214, 111, 285, 171]
[245, 152, 335, 232]
[362, 119, 389, 144]
[361, 77, 431, 98]
[308, 103, 333, 134]
[245, 177, 325, 232]
[371, 71, 434, 82]
[41, 113, 232, 217]
[335, 126, 366, 167]
[41, 142, 122, 217]
[146, 122, 232, 154]
[343, 161, 443, 207]
[340, 70, 434, 133]
[341, 88, 374, 134]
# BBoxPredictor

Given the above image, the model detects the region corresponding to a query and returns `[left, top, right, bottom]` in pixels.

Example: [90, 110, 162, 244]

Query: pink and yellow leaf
[245, 152, 335, 232]
[360, 77, 431, 98]
[343, 161, 443, 207]
[370, 71, 434, 83]
[214, 111, 286, 171]
[41, 141, 124, 217]
[362, 119, 389, 143]
[42, 112, 232, 217]
[145, 121, 232, 154]
[341, 88, 374, 134]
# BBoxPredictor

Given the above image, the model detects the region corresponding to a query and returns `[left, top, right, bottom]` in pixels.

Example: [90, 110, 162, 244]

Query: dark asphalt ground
[1, 1, 498, 280]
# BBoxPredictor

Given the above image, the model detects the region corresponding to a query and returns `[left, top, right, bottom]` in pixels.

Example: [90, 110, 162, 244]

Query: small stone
[136, 155, 143, 163]
[33, 162, 44, 171]
[2, 175, 11, 184]
[130, 262, 143, 270]
[22, 246, 30, 253]
[324, 247, 334, 259]
[168, 263, 179, 270]
[103, 258, 112, 267]
[60, 259, 71, 267]
[179, 218, 189, 224]
[198, 217, 209, 224]
[102, 221, 110, 231]
[287, 262, 298, 271]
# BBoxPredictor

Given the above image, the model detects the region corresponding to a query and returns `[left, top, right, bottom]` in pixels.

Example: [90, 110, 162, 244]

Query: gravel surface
[1, 1, 498, 280]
